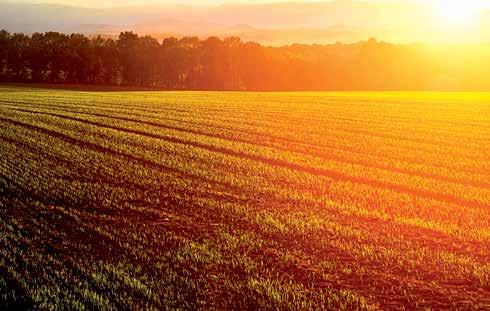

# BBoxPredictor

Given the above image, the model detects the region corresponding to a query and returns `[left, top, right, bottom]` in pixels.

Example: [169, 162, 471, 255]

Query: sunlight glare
[435, 0, 482, 25]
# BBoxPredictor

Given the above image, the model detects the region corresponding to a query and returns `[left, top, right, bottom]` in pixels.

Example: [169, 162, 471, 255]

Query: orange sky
[5, 0, 490, 9]
[2, 0, 490, 44]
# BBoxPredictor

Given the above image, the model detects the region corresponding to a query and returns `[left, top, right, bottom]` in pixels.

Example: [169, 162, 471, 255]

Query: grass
[0, 85, 489, 310]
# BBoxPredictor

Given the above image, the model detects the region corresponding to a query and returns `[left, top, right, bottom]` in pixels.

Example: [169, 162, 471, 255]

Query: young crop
[0, 86, 488, 310]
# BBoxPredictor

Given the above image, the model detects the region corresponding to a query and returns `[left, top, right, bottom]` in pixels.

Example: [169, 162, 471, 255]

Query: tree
[99, 38, 120, 85]
[159, 37, 181, 89]
[138, 35, 160, 86]
[117, 31, 140, 86]
[0, 30, 10, 81]
[200, 36, 226, 90]
[223, 37, 243, 90]
[0, 29, 484, 91]
[7, 33, 30, 82]
[64, 33, 91, 83]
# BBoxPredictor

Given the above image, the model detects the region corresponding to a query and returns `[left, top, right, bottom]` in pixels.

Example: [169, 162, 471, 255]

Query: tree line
[1, 29, 489, 91]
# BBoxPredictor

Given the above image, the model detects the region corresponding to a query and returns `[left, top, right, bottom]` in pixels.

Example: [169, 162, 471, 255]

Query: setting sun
[434, 0, 483, 24]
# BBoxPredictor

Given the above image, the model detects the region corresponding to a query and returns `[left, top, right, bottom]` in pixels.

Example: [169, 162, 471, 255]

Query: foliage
[2, 30, 490, 90]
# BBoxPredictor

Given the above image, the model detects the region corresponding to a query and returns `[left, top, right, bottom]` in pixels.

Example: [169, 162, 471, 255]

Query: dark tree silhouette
[0, 29, 487, 91]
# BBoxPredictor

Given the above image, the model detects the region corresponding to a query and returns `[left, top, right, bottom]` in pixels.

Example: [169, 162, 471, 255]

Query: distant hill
[0, 1, 489, 45]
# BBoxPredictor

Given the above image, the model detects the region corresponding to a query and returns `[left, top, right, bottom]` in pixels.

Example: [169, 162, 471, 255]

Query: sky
[2, 0, 284, 6]
[2, 0, 487, 8]
[1, 0, 489, 9]
[3, 0, 320, 6]
[1, 0, 490, 44]
[3, 0, 490, 12]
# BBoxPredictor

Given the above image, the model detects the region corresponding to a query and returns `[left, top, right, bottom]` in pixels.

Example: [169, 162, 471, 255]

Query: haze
[1, 0, 490, 45]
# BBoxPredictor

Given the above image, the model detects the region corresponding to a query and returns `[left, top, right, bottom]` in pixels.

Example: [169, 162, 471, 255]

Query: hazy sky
[2, 0, 490, 44]
[0, 0, 434, 8]
[3, 0, 311, 7]
[1, 0, 489, 9]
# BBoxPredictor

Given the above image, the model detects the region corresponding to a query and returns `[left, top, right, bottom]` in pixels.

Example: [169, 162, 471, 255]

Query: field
[0, 85, 488, 310]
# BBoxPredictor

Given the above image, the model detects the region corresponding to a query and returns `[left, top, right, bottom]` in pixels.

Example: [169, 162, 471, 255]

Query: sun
[434, 0, 482, 25]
